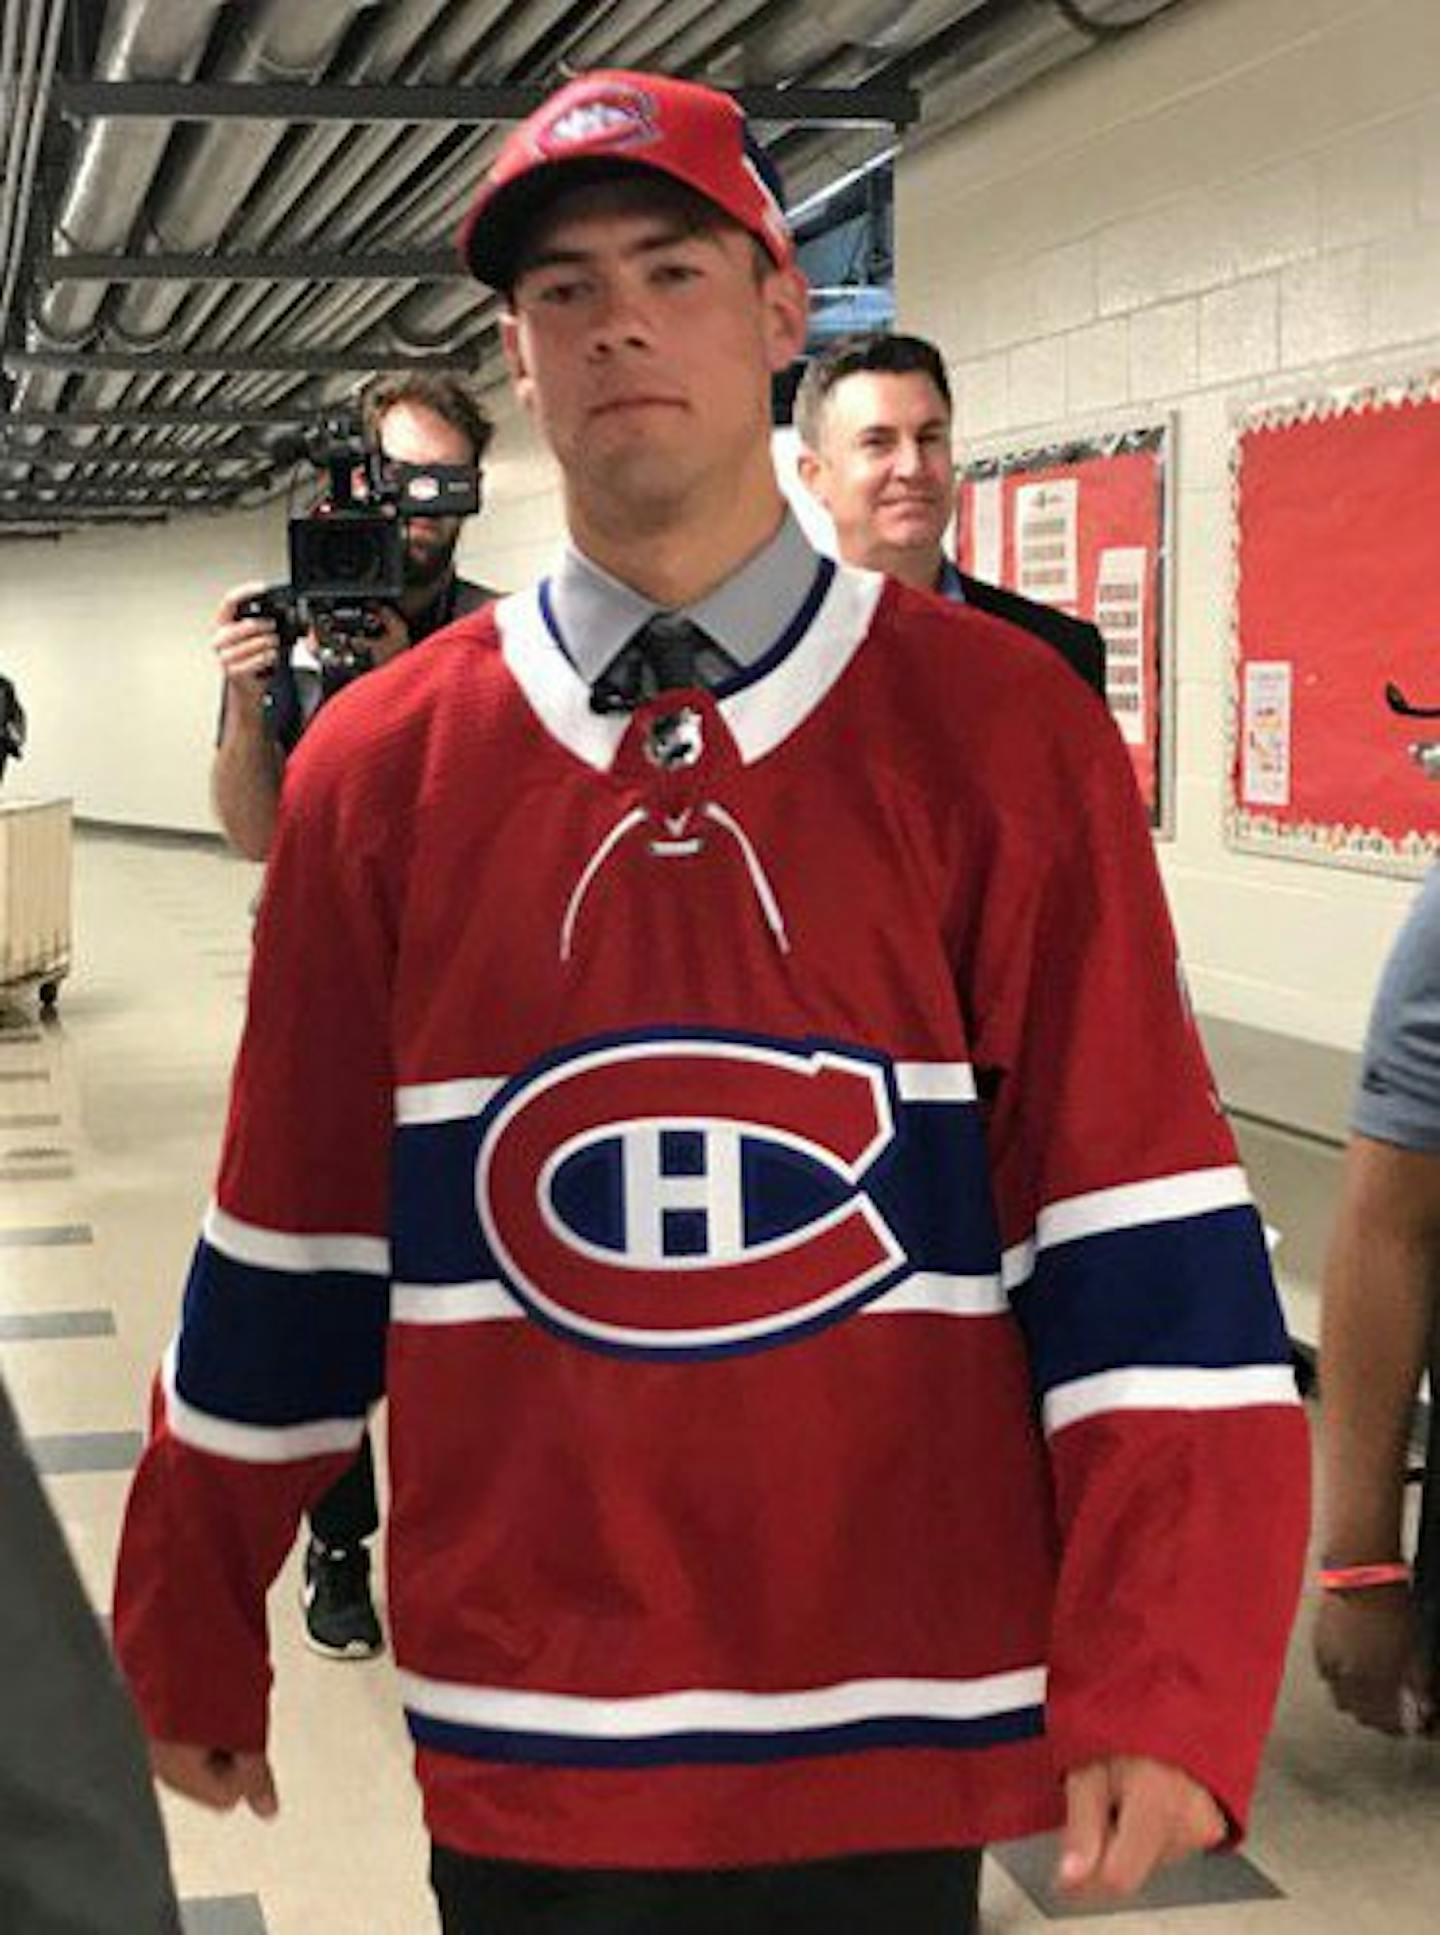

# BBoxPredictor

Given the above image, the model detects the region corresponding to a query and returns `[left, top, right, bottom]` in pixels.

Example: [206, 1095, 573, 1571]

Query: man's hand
[150, 1740, 278, 1818]
[367, 601, 412, 666]
[211, 582, 282, 715]
[1314, 1586, 1435, 1736]
[1057, 1756, 1225, 1900]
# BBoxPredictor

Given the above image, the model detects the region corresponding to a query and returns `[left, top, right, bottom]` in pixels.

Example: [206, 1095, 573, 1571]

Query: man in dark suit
[794, 333, 1106, 695]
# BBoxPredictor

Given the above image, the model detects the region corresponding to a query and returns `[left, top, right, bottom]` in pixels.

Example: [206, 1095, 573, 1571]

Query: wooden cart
[0, 796, 72, 1014]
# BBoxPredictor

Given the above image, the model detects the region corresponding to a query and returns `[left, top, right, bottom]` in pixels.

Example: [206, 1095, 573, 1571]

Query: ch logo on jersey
[476, 1035, 906, 1357]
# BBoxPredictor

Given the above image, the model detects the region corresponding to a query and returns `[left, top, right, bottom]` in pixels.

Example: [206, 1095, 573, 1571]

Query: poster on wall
[955, 422, 1173, 832]
[1229, 378, 1440, 875]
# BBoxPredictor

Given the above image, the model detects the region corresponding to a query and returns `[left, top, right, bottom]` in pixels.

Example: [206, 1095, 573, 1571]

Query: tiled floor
[1, 828, 1436, 1933]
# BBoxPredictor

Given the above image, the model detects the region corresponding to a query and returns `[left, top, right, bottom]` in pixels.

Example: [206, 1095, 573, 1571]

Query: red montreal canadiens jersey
[115, 564, 1308, 1869]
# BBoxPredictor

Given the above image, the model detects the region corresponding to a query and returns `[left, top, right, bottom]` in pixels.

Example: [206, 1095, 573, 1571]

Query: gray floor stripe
[0, 1112, 62, 1127]
[0, 1068, 50, 1083]
[0, 1223, 92, 1246]
[0, 1308, 115, 1340]
[181, 1898, 268, 1934]
[28, 1430, 144, 1474]
[989, 1835, 1283, 1918]
[0, 1165, 76, 1182]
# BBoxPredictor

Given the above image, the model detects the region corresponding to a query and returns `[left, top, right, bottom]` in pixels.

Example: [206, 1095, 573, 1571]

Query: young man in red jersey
[115, 70, 1308, 1933]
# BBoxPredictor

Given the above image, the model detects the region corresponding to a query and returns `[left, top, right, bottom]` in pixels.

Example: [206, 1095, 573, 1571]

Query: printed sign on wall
[956, 423, 1173, 832]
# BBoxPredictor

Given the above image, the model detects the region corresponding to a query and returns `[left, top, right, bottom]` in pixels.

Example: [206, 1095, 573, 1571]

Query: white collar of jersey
[496, 563, 885, 771]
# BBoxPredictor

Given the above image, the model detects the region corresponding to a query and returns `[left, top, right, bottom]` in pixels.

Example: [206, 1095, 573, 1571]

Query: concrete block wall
[897, 0, 1440, 1046]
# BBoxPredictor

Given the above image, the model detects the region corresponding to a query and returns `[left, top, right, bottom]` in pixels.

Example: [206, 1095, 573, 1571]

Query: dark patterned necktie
[590, 614, 732, 713]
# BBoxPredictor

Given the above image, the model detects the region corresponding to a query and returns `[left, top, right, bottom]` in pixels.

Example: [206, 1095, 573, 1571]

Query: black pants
[309, 1429, 378, 1547]
[429, 1845, 982, 1934]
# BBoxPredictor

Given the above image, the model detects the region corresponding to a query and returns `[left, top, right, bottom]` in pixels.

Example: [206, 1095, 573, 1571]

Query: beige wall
[0, 503, 276, 832]
[0, 452, 552, 836]
[1, 0, 1433, 1042]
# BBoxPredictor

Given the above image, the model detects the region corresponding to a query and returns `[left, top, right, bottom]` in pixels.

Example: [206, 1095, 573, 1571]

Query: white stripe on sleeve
[203, 1201, 389, 1277]
[1037, 1167, 1252, 1253]
[1043, 1362, 1300, 1435]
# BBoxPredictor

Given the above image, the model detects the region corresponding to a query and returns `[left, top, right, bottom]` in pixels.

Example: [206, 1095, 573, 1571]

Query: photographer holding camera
[206, 372, 494, 1663]
[210, 371, 496, 862]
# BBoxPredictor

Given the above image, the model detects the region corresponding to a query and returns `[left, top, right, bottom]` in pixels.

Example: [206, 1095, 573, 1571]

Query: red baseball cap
[458, 70, 793, 292]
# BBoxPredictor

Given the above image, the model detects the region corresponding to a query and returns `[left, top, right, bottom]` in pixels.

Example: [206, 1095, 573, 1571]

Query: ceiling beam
[51, 81, 919, 130]
[0, 434, 276, 460]
[4, 349, 475, 375]
[41, 251, 464, 283]
[0, 514, 167, 530]
[3, 454, 271, 474]
[0, 512, 168, 527]
[0, 408, 313, 428]
[0, 503, 247, 518]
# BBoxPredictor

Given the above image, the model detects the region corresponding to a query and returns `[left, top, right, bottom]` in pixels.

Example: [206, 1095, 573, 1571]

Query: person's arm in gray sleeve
[0, 1378, 182, 1933]
[1315, 865, 1440, 1736]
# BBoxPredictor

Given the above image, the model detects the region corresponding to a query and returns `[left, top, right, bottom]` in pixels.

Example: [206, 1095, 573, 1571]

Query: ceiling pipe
[0, 0, 34, 300]
[20, 0, 229, 385]
[0, 0, 65, 354]
[107, 0, 386, 343]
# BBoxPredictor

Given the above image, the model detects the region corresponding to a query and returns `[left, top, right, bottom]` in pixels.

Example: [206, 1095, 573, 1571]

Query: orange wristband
[1315, 1562, 1411, 1592]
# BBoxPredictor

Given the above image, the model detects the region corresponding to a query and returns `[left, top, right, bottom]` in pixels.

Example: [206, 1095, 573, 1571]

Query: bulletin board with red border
[1229, 379, 1440, 875]
[956, 422, 1172, 833]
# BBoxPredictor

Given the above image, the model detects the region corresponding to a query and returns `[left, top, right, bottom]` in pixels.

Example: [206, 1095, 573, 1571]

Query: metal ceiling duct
[19, 0, 228, 392]
[105, 0, 389, 344]
[16, 0, 378, 447]
[0, 0, 1198, 529]
[0, 0, 66, 404]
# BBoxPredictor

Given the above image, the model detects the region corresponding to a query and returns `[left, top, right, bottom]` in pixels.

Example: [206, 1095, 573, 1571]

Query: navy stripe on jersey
[174, 1239, 387, 1426]
[406, 1706, 1044, 1769]
[868, 1099, 1001, 1273]
[1010, 1204, 1290, 1397]
[392, 1115, 490, 1281]
[390, 1088, 1002, 1288]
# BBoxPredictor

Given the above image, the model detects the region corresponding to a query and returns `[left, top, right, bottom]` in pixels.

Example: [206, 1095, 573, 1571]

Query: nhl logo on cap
[536, 82, 658, 161]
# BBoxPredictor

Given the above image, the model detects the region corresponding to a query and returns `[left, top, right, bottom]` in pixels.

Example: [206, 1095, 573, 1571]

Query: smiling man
[114, 69, 1306, 1935]
[796, 333, 1106, 693]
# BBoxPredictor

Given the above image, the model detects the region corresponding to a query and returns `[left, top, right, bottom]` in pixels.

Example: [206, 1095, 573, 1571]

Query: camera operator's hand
[211, 581, 282, 718]
[368, 602, 412, 666]
[210, 581, 288, 864]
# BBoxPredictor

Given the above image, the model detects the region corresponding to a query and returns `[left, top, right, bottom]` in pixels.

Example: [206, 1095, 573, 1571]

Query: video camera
[239, 412, 480, 746]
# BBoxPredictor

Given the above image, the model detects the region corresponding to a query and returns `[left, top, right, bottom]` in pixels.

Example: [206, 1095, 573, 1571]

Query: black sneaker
[301, 1539, 384, 1660]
